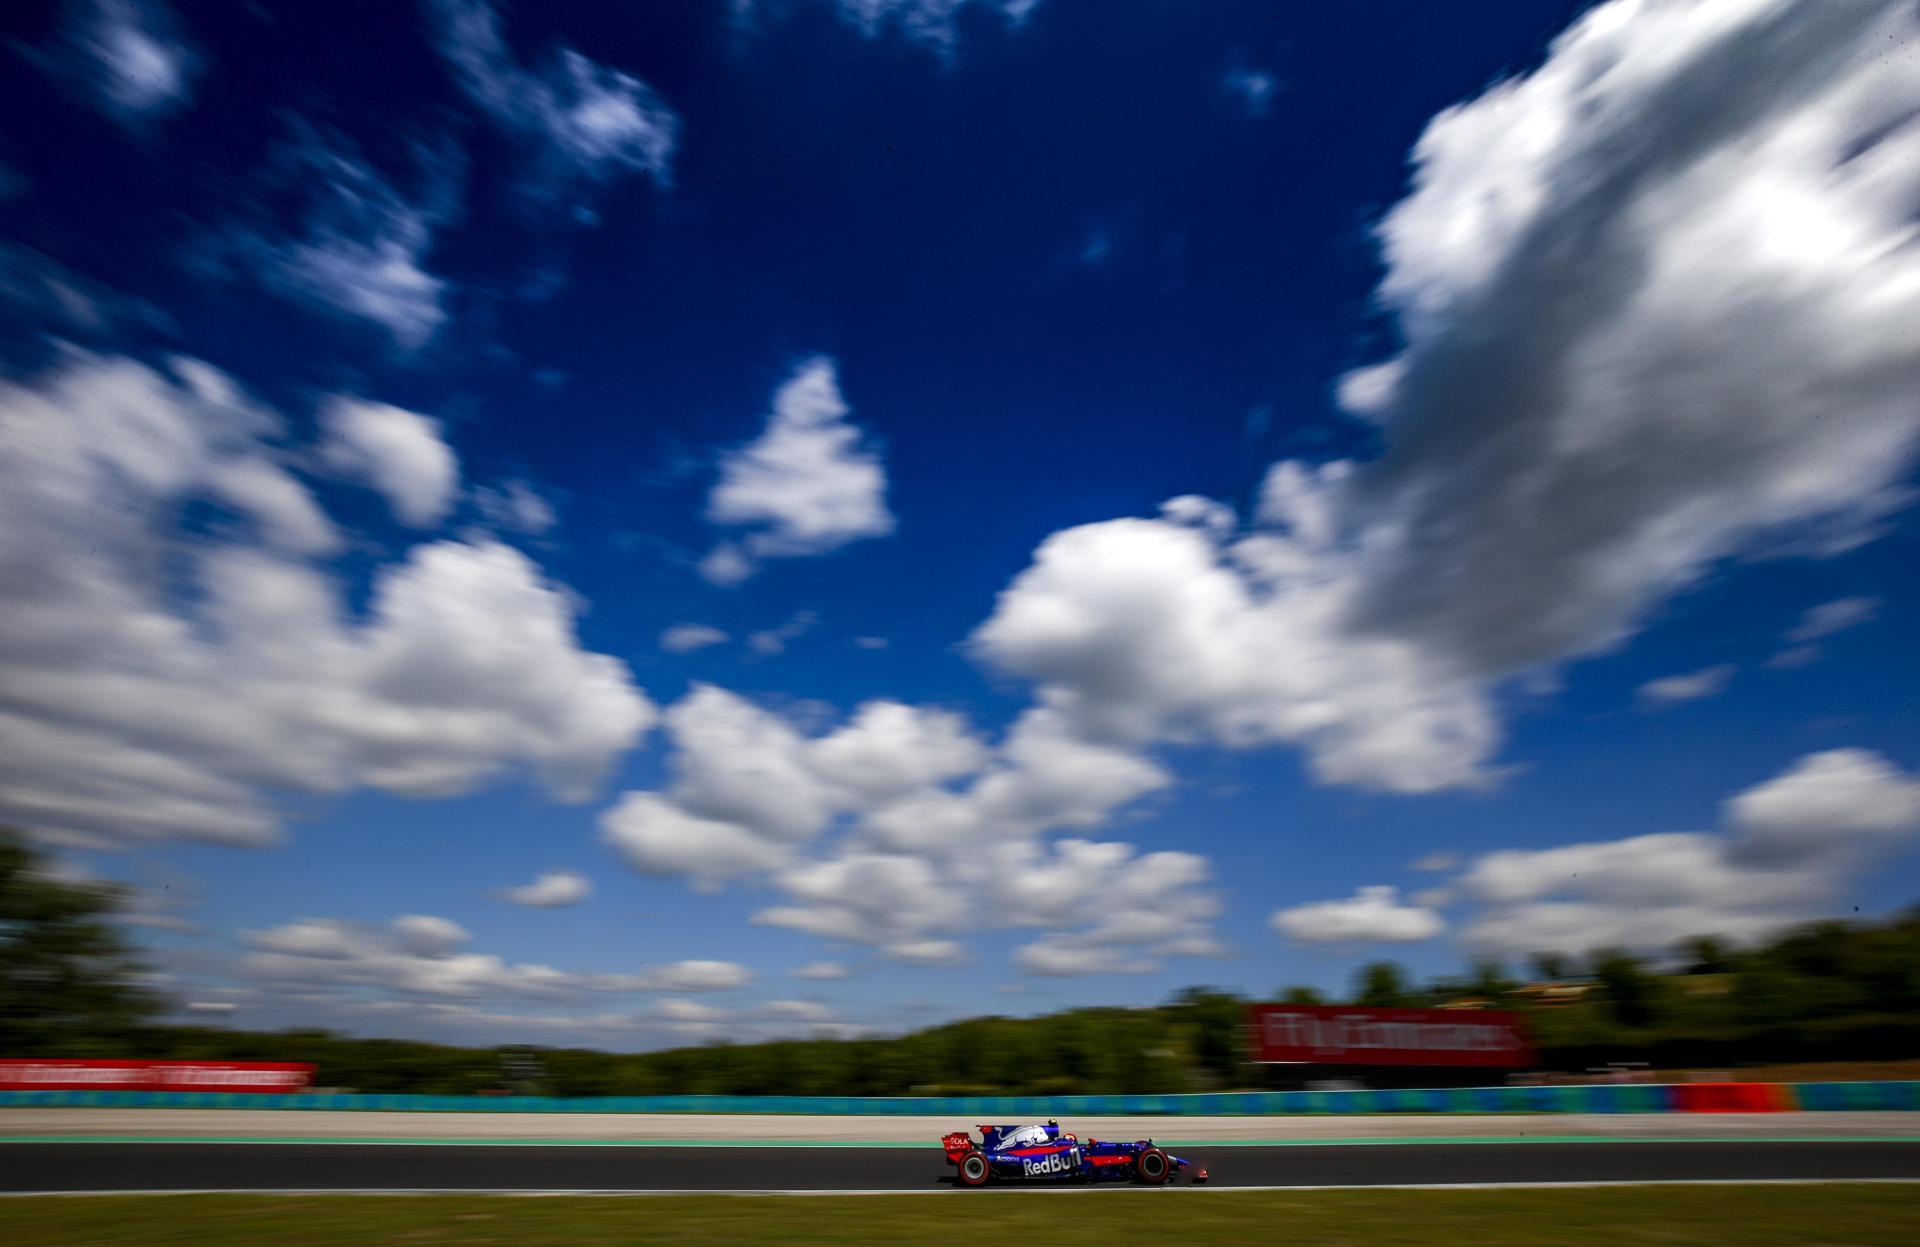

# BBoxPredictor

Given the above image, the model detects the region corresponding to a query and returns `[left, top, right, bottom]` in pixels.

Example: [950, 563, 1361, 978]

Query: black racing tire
[1134, 1147, 1171, 1185]
[957, 1150, 991, 1187]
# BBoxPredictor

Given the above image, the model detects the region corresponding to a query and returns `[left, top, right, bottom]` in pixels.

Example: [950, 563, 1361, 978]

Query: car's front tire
[1134, 1147, 1171, 1185]
[958, 1151, 991, 1187]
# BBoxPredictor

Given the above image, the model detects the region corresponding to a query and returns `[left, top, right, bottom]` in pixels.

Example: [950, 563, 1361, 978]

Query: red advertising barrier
[1249, 1004, 1536, 1068]
[0, 1060, 314, 1093]
[1669, 1082, 1792, 1112]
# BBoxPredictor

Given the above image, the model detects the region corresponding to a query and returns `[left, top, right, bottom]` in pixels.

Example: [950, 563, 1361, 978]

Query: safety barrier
[2, 1081, 1916, 1114]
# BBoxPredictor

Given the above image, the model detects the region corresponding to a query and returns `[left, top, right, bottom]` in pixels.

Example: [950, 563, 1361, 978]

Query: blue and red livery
[941, 1121, 1207, 1187]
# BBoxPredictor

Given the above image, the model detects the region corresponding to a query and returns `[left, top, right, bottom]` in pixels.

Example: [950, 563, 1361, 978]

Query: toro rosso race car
[942, 1121, 1207, 1187]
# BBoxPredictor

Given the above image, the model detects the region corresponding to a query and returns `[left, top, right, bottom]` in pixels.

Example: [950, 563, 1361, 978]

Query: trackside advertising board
[1249, 1004, 1536, 1068]
[0, 1060, 315, 1092]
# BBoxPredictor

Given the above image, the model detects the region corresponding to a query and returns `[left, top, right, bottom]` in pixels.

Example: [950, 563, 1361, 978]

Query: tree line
[5, 830, 1917, 1095]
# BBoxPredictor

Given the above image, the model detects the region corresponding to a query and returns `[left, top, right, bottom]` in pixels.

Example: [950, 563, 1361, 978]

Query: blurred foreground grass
[9, 1186, 1920, 1246]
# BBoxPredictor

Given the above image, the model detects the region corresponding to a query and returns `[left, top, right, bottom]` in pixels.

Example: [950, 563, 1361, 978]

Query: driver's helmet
[998, 1124, 1054, 1148]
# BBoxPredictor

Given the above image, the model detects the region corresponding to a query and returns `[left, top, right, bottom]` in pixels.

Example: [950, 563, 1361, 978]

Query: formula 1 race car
[941, 1121, 1207, 1187]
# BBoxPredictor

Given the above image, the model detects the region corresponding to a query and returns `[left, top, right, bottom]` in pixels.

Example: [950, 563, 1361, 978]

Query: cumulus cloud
[792, 960, 850, 980]
[473, 480, 557, 534]
[747, 610, 819, 657]
[226, 123, 459, 349]
[996, 838, 1223, 976]
[603, 791, 798, 889]
[242, 915, 750, 1003]
[703, 359, 893, 583]
[1786, 597, 1881, 643]
[660, 623, 730, 654]
[599, 687, 1216, 970]
[974, 0, 1920, 795]
[49, 0, 201, 121]
[1271, 885, 1444, 944]
[1637, 664, 1734, 708]
[737, 1, 1041, 51]
[1454, 749, 1920, 953]
[425, 0, 677, 211]
[0, 243, 174, 340]
[319, 398, 461, 527]
[498, 869, 591, 908]
[754, 852, 972, 959]
[0, 350, 654, 848]
[1222, 66, 1278, 118]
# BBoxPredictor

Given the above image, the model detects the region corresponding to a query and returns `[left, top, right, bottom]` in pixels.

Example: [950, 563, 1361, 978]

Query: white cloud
[1764, 644, 1821, 670]
[0, 351, 654, 848]
[426, 0, 677, 209]
[738, 1, 1040, 51]
[319, 397, 460, 527]
[602, 792, 796, 890]
[853, 636, 889, 650]
[1786, 596, 1880, 643]
[704, 359, 893, 582]
[499, 869, 592, 908]
[1014, 941, 1157, 977]
[473, 480, 558, 534]
[639, 960, 755, 992]
[747, 610, 819, 657]
[885, 938, 968, 966]
[1723, 748, 1920, 866]
[1637, 664, 1734, 707]
[601, 688, 1211, 970]
[697, 543, 754, 587]
[660, 623, 730, 654]
[1222, 67, 1278, 119]
[653, 998, 725, 1023]
[791, 960, 850, 980]
[229, 123, 458, 349]
[1271, 885, 1444, 944]
[808, 700, 986, 801]
[973, 514, 1495, 794]
[1456, 748, 1920, 953]
[58, 0, 201, 120]
[242, 915, 749, 1005]
[0, 242, 174, 338]
[203, 457, 342, 556]
[974, 0, 1920, 795]
[1410, 851, 1459, 873]
[754, 852, 969, 953]
[393, 914, 471, 956]
[996, 838, 1223, 976]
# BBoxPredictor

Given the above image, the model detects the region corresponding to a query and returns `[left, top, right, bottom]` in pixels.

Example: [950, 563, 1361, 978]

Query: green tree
[1530, 952, 1576, 982]
[0, 830, 162, 1054]
[1353, 961, 1414, 1007]
[1277, 985, 1326, 1004]
[1679, 935, 1734, 975]
[1590, 948, 1664, 1029]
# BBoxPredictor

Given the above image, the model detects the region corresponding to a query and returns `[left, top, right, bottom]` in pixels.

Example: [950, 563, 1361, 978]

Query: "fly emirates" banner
[1248, 1004, 1536, 1067]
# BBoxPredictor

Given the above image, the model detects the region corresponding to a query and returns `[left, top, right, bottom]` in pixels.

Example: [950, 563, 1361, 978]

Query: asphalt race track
[6, 1142, 1920, 1193]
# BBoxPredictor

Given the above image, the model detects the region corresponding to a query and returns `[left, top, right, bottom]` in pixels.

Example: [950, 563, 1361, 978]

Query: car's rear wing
[940, 1131, 975, 1164]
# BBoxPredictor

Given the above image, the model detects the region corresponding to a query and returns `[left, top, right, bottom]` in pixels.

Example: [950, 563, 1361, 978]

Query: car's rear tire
[958, 1151, 991, 1187]
[1134, 1147, 1171, 1185]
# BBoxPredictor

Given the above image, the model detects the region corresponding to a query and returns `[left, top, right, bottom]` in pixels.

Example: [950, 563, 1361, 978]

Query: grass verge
[7, 1186, 1920, 1246]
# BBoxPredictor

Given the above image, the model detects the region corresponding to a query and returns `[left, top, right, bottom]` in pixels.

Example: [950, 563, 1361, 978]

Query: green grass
[7, 1186, 1920, 1246]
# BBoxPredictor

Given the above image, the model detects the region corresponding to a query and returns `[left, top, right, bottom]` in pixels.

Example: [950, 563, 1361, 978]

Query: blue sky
[3, 0, 1918, 1049]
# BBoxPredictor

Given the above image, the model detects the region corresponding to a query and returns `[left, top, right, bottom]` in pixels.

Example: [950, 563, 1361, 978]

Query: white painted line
[5, 1179, 1920, 1197]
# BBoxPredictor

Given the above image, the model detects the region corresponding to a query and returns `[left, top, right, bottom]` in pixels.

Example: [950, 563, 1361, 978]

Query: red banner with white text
[0, 1060, 315, 1092]
[1249, 1004, 1535, 1068]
